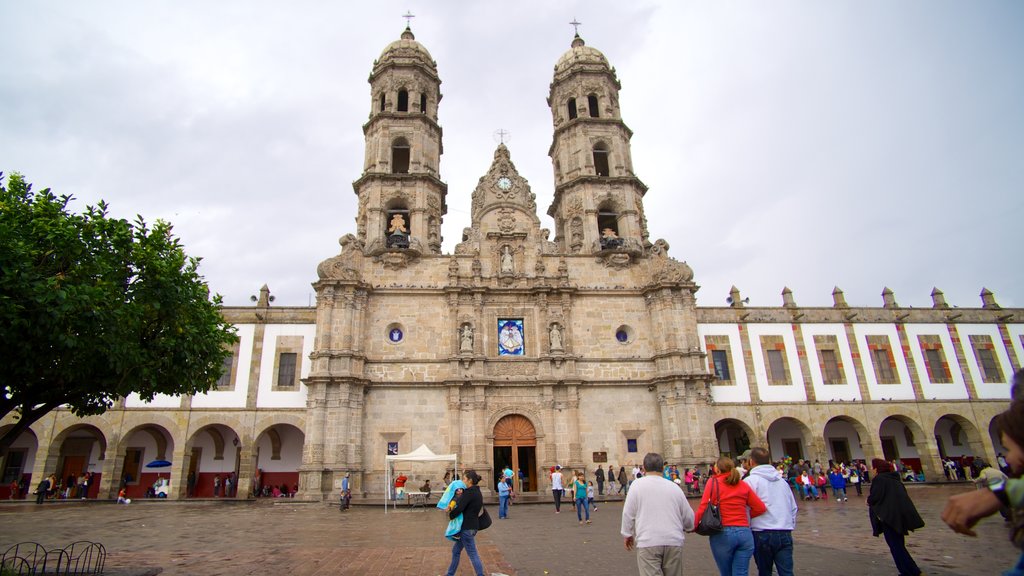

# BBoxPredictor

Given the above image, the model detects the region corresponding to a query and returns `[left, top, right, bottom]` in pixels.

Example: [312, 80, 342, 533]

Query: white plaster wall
[935, 417, 974, 458]
[955, 324, 1014, 399]
[852, 324, 915, 401]
[879, 419, 920, 458]
[8, 432, 37, 474]
[121, 430, 165, 471]
[256, 324, 315, 408]
[191, 431, 240, 473]
[746, 324, 806, 403]
[698, 324, 751, 403]
[903, 324, 970, 400]
[192, 324, 256, 409]
[766, 418, 806, 461]
[823, 419, 866, 461]
[255, 427, 304, 472]
[1007, 324, 1024, 374]
[800, 323, 861, 401]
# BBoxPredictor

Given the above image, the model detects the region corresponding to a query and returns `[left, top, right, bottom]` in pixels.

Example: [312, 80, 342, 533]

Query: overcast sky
[2, 1, 1021, 309]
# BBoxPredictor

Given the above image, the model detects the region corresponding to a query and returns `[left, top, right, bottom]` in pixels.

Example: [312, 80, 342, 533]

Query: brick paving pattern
[0, 484, 1016, 575]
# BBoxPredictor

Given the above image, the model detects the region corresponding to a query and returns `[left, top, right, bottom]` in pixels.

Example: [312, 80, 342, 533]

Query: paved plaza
[0, 484, 1017, 575]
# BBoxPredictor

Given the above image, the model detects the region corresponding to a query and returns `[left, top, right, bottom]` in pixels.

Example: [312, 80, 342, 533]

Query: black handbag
[695, 479, 723, 536]
[478, 507, 493, 530]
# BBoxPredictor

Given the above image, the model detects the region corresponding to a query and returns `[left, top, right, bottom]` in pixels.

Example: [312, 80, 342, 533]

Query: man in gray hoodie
[743, 447, 798, 576]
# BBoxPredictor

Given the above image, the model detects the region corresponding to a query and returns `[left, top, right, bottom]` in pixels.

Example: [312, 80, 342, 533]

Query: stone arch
[878, 413, 940, 480]
[934, 412, 985, 463]
[46, 423, 108, 499]
[252, 423, 305, 498]
[765, 416, 814, 462]
[183, 422, 243, 498]
[486, 409, 545, 492]
[990, 415, 1007, 455]
[0, 425, 38, 499]
[822, 415, 871, 465]
[396, 88, 409, 112]
[115, 423, 176, 499]
[714, 418, 755, 458]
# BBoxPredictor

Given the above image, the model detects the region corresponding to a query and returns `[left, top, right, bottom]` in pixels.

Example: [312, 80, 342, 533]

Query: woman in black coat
[445, 469, 486, 576]
[868, 458, 925, 576]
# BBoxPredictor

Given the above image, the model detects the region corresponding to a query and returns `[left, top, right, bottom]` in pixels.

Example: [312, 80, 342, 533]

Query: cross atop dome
[569, 18, 582, 35]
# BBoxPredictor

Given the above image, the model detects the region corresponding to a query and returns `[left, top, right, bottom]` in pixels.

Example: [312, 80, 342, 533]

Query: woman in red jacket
[694, 457, 767, 576]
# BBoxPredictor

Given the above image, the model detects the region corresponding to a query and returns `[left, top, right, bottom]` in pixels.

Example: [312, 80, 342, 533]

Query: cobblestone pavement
[0, 484, 1016, 575]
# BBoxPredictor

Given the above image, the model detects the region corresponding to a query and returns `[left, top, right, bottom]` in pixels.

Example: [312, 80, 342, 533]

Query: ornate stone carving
[497, 208, 517, 234]
[566, 195, 584, 218]
[600, 252, 632, 269]
[454, 227, 479, 255]
[648, 239, 695, 284]
[316, 234, 364, 281]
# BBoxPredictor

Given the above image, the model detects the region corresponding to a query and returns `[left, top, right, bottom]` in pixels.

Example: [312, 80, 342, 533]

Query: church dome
[375, 27, 437, 73]
[553, 34, 610, 80]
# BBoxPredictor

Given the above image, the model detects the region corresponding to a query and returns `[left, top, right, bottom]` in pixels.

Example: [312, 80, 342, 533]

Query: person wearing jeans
[571, 471, 590, 524]
[497, 476, 511, 519]
[694, 457, 766, 576]
[710, 527, 756, 576]
[742, 448, 798, 575]
[445, 470, 486, 576]
[551, 466, 564, 513]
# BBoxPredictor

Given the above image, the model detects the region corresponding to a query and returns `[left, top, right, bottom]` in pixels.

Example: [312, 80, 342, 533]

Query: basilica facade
[1, 28, 1019, 501]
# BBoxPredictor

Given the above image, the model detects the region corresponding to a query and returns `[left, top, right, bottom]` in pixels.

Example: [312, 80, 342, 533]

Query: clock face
[497, 177, 512, 191]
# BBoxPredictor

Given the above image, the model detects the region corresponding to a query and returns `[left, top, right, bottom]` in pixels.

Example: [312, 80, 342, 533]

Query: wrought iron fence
[1, 540, 105, 575]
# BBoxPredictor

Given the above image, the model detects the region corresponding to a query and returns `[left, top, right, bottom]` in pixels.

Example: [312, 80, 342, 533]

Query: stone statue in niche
[549, 323, 563, 351]
[460, 324, 474, 353]
[500, 246, 514, 274]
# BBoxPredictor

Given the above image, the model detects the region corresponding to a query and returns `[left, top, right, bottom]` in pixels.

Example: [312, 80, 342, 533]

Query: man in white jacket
[621, 452, 695, 576]
[743, 447, 798, 576]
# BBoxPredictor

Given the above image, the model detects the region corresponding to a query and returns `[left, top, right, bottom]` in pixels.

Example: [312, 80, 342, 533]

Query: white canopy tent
[384, 444, 458, 513]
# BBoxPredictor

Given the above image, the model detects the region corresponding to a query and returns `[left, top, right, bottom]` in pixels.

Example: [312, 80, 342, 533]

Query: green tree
[0, 172, 237, 455]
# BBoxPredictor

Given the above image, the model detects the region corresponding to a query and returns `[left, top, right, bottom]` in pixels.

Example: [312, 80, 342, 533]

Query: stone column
[234, 445, 255, 500]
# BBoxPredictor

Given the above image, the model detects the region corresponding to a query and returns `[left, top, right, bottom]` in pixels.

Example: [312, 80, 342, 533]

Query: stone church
[1, 27, 1019, 502]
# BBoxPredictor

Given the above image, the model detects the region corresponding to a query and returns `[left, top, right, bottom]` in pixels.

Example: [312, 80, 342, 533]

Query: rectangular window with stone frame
[705, 335, 733, 384]
[970, 335, 1004, 383]
[866, 335, 899, 384]
[813, 335, 844, 385]
[272, 335, 305, 390]
[760, 335, 791, 385]
[215, 340, 243, 391]
[917, 335, 951, 384]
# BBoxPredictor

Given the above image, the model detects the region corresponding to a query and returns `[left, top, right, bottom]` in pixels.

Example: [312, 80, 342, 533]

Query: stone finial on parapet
[981, 287, 1001, 309]
[931, 287, 949, 309]
[255, 284, 274, 307]
[781, 287, 796, 308]
[728, 286, 746, 308]
[882, 287, 898, 309]
[832, 286, 848, 308]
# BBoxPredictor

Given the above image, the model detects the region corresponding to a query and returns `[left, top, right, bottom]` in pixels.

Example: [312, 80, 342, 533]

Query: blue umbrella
[146, 460, 172, 468]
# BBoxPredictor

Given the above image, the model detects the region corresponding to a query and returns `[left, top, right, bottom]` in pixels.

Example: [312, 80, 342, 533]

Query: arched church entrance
[493, 414, 536, 493]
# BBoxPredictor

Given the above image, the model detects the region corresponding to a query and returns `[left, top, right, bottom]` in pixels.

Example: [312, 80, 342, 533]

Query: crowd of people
[27, 471, 96, 503]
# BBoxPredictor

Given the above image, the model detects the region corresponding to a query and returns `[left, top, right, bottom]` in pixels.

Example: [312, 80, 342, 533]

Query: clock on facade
[496, 176, 512, 191]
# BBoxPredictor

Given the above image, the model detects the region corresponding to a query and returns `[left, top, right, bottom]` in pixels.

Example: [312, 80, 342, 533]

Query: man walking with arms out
[743, 448, 798, 576]
[621, 452, 695, 575]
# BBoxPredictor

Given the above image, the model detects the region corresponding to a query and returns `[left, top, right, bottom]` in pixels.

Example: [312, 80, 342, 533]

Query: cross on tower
[495, 129, 510, 145]
[403, 10, 415, 28]
[569, 18, 582, 35]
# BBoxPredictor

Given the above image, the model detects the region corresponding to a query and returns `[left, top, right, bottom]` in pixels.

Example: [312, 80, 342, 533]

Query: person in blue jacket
[497, 475, 511, 519]
[828, 468, 848, 502]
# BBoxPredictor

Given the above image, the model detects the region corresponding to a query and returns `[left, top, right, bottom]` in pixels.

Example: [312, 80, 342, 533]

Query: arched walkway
[935, 414, 984, 476]
[879, 415, 940, 480]
[823, 416, 869, 466]
[117, 424, 175, 499]
[47, 424, 107, 499]
[0, 425, 38, 499]
[492, 414, 537, 492]
[714, 418, 755, 459]
[253, 424, 305, 498]
[184, 424, 241, 498]
[766, 417, 812, 463]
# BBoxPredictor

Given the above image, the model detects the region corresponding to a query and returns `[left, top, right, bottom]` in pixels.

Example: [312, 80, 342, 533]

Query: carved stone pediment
[316, 234, 364, 281]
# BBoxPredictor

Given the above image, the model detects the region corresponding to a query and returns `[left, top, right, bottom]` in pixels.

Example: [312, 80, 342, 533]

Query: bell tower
[547, 33, 649, 255]
[354, 26, 447, 255]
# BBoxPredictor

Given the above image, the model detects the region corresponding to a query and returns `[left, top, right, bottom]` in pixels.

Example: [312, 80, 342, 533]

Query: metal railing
[1, 541, 106, 575]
